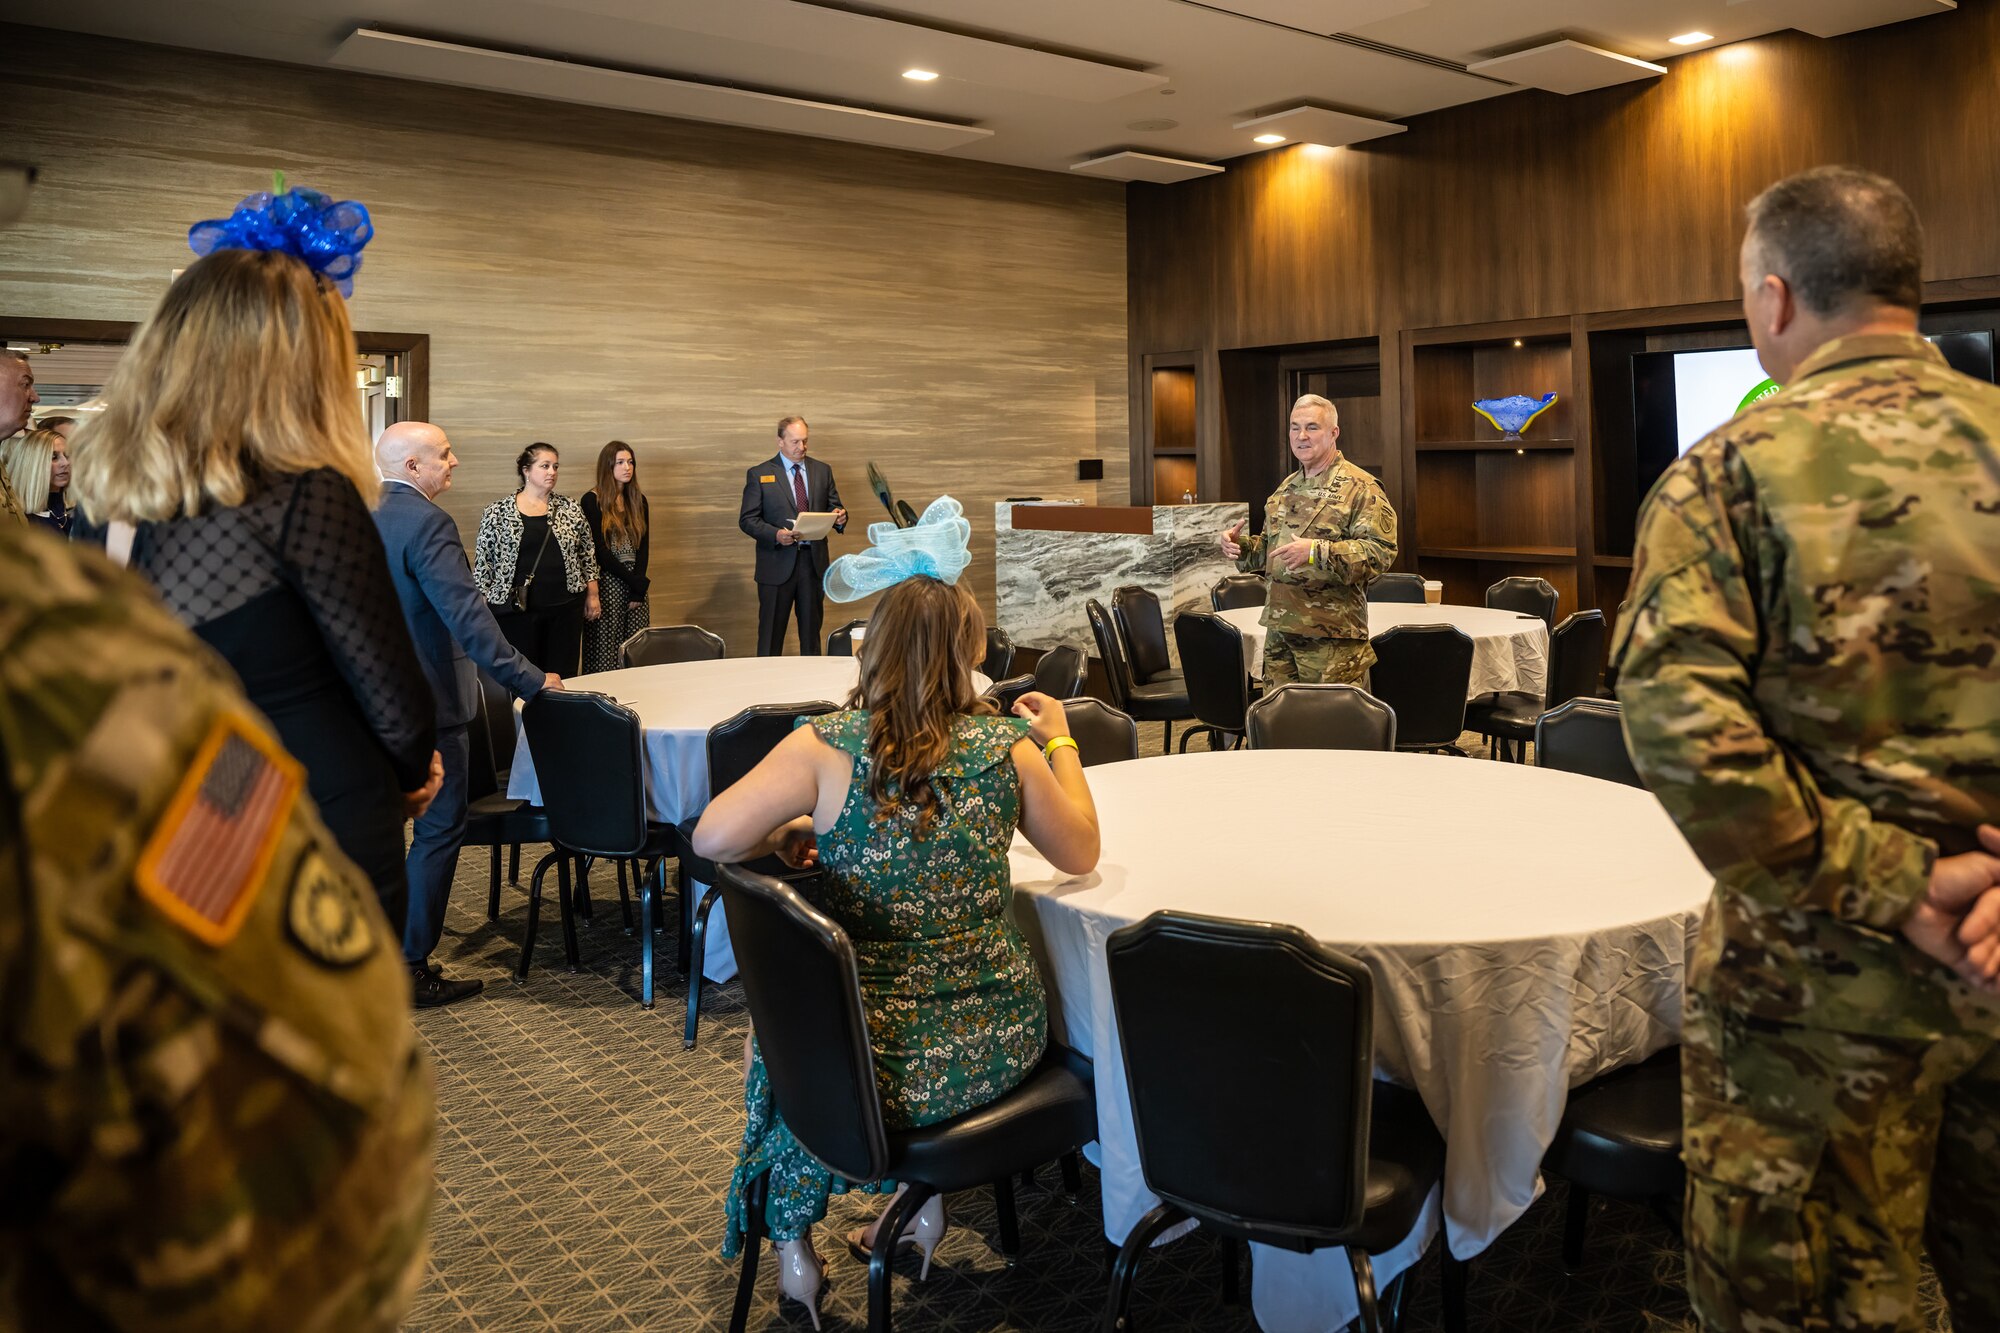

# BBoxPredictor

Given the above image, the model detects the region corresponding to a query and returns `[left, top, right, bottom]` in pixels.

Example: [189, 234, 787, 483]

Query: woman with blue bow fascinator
[70, 184, 442, 922]
[694, 503, 1102, 1326]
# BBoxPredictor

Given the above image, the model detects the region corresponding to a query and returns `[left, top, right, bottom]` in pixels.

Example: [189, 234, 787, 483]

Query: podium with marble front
[995, 501, 1250, 663]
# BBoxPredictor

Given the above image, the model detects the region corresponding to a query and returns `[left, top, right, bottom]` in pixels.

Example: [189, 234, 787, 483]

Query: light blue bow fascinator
[187, 174, 374, 298]
[824, 496, 973, 602]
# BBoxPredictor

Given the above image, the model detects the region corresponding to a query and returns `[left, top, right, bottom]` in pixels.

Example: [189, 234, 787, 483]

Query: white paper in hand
[791, 511, 837, 540]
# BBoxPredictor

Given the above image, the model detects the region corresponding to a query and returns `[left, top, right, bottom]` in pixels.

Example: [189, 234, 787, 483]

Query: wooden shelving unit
[1401, 317, 1585, 611]
[1144, 357, 1200, 504]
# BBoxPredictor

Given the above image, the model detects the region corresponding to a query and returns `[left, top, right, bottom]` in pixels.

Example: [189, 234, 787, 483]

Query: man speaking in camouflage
[1614, 165, 2000, 1330]
[1219, 394, 1398, 685]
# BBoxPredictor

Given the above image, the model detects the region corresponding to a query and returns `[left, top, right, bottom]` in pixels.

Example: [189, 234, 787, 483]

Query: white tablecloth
[1220, 603, 1549, 700]
[507, 657, 987, 981]
[1008, 749, 1706, 1332]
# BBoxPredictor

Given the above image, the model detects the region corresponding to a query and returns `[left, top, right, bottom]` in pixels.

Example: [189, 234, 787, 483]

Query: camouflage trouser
[1682, 991, 2000, 1332]
[1262, 632, 1373, 687]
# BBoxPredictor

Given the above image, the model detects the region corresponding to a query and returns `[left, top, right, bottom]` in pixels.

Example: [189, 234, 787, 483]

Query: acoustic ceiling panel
[1232, 104, 1407, 147]
[1199, 0, 1431, 32]
[1468, 39, 1667, 94]
[1725, 0, 1955, 39]
[330, 29, 993, 153]
[642, 0, 1169, 102]
[1069, 151, 1225, 183]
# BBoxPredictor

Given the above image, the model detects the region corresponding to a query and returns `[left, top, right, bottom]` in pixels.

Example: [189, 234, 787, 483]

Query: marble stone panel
[996, 502, 1249, 665]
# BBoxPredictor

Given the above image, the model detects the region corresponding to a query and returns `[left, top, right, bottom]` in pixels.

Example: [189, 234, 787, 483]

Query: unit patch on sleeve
[287, 849, 379, 967]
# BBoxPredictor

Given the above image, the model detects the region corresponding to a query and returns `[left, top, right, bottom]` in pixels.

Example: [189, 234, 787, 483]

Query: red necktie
[791, 465, 808, 516]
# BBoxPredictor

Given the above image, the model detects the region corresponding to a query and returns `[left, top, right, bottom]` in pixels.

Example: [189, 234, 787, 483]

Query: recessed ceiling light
[1669, 31, 1713, 45]
[903, 68, 939, 81]
[1253, 133, 1286, 145]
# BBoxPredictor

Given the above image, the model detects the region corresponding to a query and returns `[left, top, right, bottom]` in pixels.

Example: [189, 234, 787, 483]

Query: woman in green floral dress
[693, 574, 1101, 1327]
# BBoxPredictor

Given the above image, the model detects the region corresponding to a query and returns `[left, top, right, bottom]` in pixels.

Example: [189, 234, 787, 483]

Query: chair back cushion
[1545, 610, 1608, 710]
[521, 689, 648, 855]
[1536, 697, 1643, 788]
[621, 624, 726, 667]
[1085, 600, 1136, 708]
[1367, 624, 1474, 749]
[982, 627, 1016, 680]
[1173, 611, 1250, 732]
[1032, 644, 1087, 700]
[1107, 911, 1375, 1245]
[1244, 683, 1395, 751]
[1365, 572, 1427, 604]
[709, 702, 841, 796]
[990, 675, 1035, 714]
[1210, 574, 1266, 613]
[1064, 697, 1139, 767]
[827, 618, 868, 657]
[476, 668, 517, 783]
[1486, 576, 1558, 630]
[467, 674, 503, 802]
[718, 864, 889, 1183]
[1113, 585, 1173, 683]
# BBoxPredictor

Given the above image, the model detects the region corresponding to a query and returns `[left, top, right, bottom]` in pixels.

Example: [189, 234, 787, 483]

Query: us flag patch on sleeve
[135, 712, 303, 946]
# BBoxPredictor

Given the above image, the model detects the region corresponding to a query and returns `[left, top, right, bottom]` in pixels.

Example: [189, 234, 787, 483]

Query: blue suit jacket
[375, 481, 544, 728]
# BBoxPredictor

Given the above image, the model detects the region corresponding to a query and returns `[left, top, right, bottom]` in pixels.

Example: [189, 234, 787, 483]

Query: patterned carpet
[402, 729, 1957, 1332]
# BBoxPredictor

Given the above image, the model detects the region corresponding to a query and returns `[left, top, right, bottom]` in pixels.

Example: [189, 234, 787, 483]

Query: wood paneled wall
[0, 25, 1128, 655]
[1131, 4, 2000, 489]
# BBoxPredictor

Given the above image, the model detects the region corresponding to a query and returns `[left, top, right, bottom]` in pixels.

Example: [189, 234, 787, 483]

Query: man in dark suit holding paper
[375, 421, 558, 1006]
[739, 415, 848, 655]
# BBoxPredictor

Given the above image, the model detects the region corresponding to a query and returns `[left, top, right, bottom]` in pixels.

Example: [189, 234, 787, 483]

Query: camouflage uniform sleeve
[1612, 448, 1936, 930]
[1306, 472, 1397, 587]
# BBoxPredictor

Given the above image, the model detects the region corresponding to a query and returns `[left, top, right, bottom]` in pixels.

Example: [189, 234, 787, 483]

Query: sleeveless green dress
[722, 709, 1049, 1253]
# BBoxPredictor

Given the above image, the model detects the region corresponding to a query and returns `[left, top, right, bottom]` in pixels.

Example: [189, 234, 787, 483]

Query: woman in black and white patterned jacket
[474, 442, 600, 676]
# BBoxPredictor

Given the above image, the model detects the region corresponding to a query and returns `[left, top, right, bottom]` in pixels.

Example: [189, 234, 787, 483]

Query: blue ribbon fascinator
[824, 497, 973, 602]
[188, 177, 374, 297]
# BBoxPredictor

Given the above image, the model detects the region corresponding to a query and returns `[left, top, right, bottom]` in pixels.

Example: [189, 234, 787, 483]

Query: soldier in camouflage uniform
[1220, 394, 1398, 685]
[0, 521, 435, 1331]
[1613, 166, 2000, 1331]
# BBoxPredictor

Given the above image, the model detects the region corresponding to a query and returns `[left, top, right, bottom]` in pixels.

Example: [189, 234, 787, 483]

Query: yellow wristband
[1043, 735, 1079, 761]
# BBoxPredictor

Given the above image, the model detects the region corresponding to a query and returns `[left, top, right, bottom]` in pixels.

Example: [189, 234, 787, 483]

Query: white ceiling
[11, 0, 1957, 174]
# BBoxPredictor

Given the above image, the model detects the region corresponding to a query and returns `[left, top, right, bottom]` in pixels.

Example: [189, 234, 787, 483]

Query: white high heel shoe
[847, 1194, 948, 1280]
[774, 1237, 825, 1331]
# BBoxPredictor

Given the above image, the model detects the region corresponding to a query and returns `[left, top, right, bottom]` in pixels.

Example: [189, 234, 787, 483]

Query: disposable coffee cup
[1423, 579, 1443, 605]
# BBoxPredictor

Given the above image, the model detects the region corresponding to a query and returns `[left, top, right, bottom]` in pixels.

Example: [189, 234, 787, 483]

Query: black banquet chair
[621, 623, 726, 667]
[671, 700, 838, 1048]
[1112, 585, 1185, 688]
[1244, 683, 1396, 752]
[1086, 599, 1191, 751]
[1173, 611, 1251, 751]
[1543, 1046, 1684, 1270]
[469, 678, 550, 919]
[1031, 643, 1087, 699]
[827, 617, 869, 656]
[1535, 697, 1643, 789]
[1365, 572, 1427, 604]
[474, 668, 536, 893]
[988, 674, 1035, 714]
[1102, 911, 1463, 1333]
[1064, 697, 1139, 767]
[718, 865, 1096, 1333]
[515, 690, 676, 1005]
[1486, 575, 1558, 631]
[983, 626, 1017, 680]
[1466, 610, 1608, 762]
[1210, 573, 1266, 613]
[1367, 624, 1474, 754]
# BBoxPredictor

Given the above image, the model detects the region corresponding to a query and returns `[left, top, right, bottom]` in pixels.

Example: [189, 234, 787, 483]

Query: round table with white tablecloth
[506, 656, 988, 980]
[1007, 749, 1707, 1332]
[1220, 602, 1549, 699]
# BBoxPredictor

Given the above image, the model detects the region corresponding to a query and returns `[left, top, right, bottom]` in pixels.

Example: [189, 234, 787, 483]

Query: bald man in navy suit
[739, 415, 847, 655]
